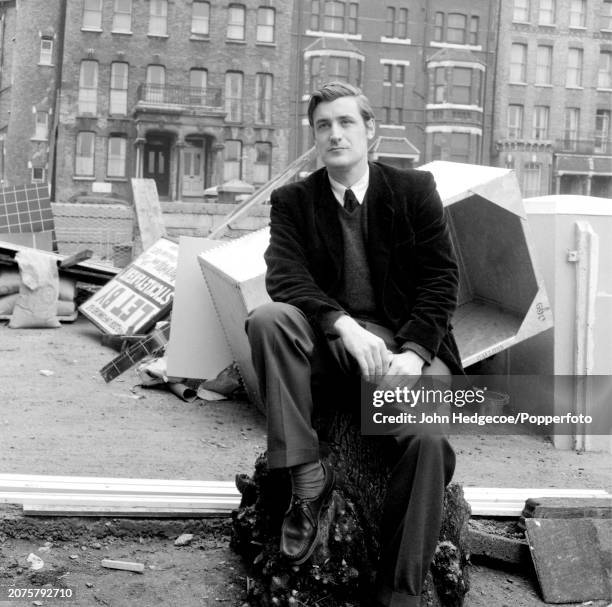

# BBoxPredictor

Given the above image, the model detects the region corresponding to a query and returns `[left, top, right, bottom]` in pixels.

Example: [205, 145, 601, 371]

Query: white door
[182, 146, 205, 196]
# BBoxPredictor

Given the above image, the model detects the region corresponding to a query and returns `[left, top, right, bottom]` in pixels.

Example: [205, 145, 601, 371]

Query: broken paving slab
[525, 517, 612, 603]
[521, 496, 612, 526]
[467, 519, 529, 567]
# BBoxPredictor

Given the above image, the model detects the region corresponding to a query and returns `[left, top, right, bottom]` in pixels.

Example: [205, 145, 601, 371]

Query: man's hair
[307, 81, 375, 127]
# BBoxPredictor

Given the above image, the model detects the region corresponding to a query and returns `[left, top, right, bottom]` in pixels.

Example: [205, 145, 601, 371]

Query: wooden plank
[165, 236, 232, 380]
[131, 178, 167, 252]
[59, 249, 94, 268]
[522, 497, 612, 521]
[0, 473, 237, 489]
[525, 518, 611, 603]
[7, 493, 239, 506]
[101, 559, 145, 573]
[22, 504, 230, 518]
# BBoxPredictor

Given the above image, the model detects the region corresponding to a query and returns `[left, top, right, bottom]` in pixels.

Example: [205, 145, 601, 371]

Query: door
[182, 146, 205, 196]
[143, 139, 170, 197]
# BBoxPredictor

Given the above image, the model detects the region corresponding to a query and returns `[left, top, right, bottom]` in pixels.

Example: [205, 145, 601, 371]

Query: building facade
[493, 0, 612, 198]
[289, 0, 499, 168]
[1, 0, 292, 202]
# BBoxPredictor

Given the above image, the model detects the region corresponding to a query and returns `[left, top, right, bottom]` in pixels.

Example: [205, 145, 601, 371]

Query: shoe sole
[288, 466, 335, 566]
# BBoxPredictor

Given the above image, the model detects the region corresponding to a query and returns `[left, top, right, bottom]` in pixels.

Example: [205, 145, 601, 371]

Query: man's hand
[378, 350, 426, 391]
[333, 315, 391, 379]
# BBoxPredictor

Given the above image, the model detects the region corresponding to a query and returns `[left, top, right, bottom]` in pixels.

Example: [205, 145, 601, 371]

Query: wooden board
[80, 238, 178, 335]
[522, 496, 612, 520]
[165, 236, 232, 380]
[22, 505, 232, 517]
[131, 178, 166, 252]
[525, 518, 611, 603]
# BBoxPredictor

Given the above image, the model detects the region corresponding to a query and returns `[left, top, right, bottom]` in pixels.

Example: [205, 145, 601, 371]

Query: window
[255, 73, 272, 124]
[107, 136, 126, 178]
[257, 7, 275, 42]
[536, 45, 552, 84]
[149, 0, 168, 36]
[469, 16, 479, 45]
[382, 63, 405, 124]
[533, 105, 549, 139]
[145, 64, 166, 103]
[567, 48, 583, 87]
[78, 60, 98, 114]
[348, 3, 358, 34]
[538, 0, 555, 24]
[254, 142, 272, 184]
[310, 0, 320, 30]
[451, 67, 472, 104]
[110, 62, 128, 115]
[34, 112, 48, 140]
[564, 107, 580, 149]
[595, 109, 610, 153]
[433, 67, 446, 103]
[603, 0, 612, 30]
[431, 132, 444, 161]
[450, 132, 470, 163]
[598, 51, 612, 88]
[513, 0, 530, 21]
[569, 0, 586, 27]
[328, 56, 349, 81]
[76, 132, 95, 176]
[82, 0, 102, 29]
[508, 104, 524, 138]
[189, 68, 208, 104]
[225, 71, 243, 122]
[510, 43, 527, 82]
[223, 140, 242, 181]
[433, 12, 444, 42]
[309, 56, 322, 92]
[227, 4, 245, 40]
[112, 0, 131, 32]
[523, 162, 542, 197]
[447, 13, 467, 44]
[31, 167, 45, 183]
[39, 37, 53, 65]
[323, 1, 344, 32]
[192, 0, 210, 35]
[386, 7, 408, 38]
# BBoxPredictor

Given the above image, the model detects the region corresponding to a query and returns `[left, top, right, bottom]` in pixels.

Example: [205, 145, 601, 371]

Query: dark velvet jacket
[264, 161, 463, 375]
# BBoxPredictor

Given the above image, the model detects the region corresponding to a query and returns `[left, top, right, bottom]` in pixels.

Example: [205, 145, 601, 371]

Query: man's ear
[365, 119, 375, 140]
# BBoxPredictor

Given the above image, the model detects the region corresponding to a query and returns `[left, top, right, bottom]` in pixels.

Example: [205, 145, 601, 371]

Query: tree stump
[232, 409, 471, 607]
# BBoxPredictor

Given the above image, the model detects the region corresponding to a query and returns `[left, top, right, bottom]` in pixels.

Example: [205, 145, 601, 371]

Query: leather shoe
[280, 461, 335, 565]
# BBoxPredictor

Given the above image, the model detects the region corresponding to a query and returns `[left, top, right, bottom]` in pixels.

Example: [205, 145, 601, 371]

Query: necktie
[344, 188, 359, 213]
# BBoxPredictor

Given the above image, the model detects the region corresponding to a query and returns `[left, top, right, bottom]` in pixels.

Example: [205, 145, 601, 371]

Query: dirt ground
[1, 317, 611, 606]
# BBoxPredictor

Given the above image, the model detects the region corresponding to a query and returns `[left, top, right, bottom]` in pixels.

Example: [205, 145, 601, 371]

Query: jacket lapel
[365, 163, 395, 295]
[313, 169, 344, 281]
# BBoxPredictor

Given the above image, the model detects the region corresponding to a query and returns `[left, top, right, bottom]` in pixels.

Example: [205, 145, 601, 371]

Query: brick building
[0, 0, 292, 202]
[0, 0, 66, 191]
[289, 0, 499, 167]
[493, 0, 612, 197]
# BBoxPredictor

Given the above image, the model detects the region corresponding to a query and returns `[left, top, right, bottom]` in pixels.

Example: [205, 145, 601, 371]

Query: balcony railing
[136, 84, 223, 108]
[555, 138, 612, 155]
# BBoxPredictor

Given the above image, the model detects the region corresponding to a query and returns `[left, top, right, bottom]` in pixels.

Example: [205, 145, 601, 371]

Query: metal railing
[136, 84, 223, 108]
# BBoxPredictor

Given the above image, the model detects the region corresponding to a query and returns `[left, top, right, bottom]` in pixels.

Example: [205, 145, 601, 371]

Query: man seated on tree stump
[246, 81, 463, 607]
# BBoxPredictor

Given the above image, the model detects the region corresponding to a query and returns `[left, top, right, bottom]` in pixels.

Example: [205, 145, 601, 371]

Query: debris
[521, 496, 612, 524]
[69, 554, 79, 560]
[200, 363, 243, 397]
[196, 387, 227, 402]
[174, 533, 194, 547]
[26, 553, 44, 570]
[39, 370, 54, 377]
[86, 582, 94, 588]
[33, 601, 43, 606]
[101, 559, 145, 573]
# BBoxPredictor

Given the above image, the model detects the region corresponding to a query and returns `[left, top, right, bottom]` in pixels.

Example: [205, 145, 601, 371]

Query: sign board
[80, 237, 178, 335]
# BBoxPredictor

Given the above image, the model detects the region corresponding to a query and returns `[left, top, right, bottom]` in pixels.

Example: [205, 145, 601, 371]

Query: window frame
[255, 73, 273, 125]
[433, 12, 444, 42]
[82, 0, 103, 30]
[567, 47, 584, 87]
[227, 4, 246, 40]
[191, 0, 210, 35]
[75, 131, 96, 177]
[31, 167, 46, 183]
[34, 111, 49, 140]
[223, 139, 242, 181]
[149, 0, 168, 36]
[253, 141, 272, 184]
[256, 7, 275, 43]
[564, 107, 580, 149]
[110, 62, 129, 115]
[508, 104, 524, 138]
[446, 13, 467, 44]
[536, 44, 553, 85]
[603, 0, 612, 30]
[538, 0, 556, 24]
[532, 105, 550, 139]
[513, 0, 530, 22]
[112, 0, 132, 32]
[225, 71, 244, 122]
[107, 135, 127, 178]
[510, 43, 527, 83]
[569, 0, 586, 27]
[598, 51, 612, 89]
[39, 37, 53, 65]
[78, 60, 99, 115]
[595, 109, 611, 153]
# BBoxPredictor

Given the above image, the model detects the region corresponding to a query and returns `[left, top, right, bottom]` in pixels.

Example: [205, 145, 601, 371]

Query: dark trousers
[246, 302, 456, 607]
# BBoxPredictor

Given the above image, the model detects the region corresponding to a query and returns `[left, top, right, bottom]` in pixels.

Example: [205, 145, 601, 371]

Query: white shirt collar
[328, 166, 370, 207]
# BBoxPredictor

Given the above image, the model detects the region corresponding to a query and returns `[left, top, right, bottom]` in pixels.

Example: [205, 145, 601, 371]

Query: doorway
[182, 143, 205, 197]
[143, 135, 171, 198]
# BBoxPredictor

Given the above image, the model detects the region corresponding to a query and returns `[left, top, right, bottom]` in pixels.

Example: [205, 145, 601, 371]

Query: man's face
[311, 96, 374, 174]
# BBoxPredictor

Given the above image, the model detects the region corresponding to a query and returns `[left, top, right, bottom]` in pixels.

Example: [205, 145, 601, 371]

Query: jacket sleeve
[264, 188, 346, 326]
[394, 173, 459, 356]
